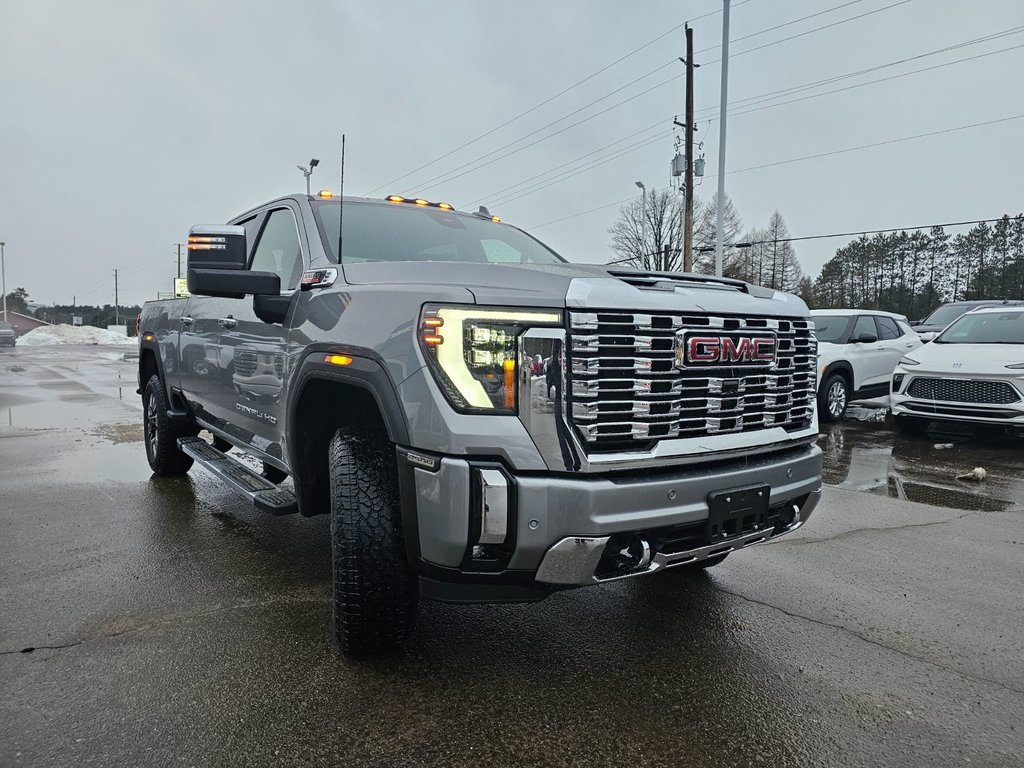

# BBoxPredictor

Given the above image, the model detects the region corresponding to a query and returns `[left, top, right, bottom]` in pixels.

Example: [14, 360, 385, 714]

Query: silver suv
[138, 193, 822, 654]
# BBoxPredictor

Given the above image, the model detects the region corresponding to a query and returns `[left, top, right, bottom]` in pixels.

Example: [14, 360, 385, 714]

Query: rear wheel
[818, 373, 849, 422]
[328, 426, 417, 655]
[143, 374, 195, 476]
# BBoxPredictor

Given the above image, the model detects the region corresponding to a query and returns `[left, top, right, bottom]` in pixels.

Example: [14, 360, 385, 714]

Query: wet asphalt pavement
[1, 346, 1022, 767]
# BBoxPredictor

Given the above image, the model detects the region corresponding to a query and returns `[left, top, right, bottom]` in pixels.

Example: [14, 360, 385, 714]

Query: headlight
[898, 356, 920, 366]
[1005, 363, 1024, 370]
[419, 304, 561, 413]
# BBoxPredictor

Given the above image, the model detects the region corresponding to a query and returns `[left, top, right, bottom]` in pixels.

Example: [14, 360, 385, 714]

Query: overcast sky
[2, 0, 1022, 307]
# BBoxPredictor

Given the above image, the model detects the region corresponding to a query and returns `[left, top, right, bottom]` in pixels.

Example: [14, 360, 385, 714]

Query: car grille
[566, 311, 817, 451]
[905, 377, 1020, 404]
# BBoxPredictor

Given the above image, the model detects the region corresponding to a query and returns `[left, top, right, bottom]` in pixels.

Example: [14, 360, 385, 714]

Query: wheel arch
[286, 349, 410, 517]
[821, 361, 855, 392]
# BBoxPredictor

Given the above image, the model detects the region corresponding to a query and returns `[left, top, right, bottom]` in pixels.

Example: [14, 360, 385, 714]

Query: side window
[250, 209, 303, 290]
[852, 315, 876, 341]
[236, 215, 263, 260]
[876, 316, 901, 340]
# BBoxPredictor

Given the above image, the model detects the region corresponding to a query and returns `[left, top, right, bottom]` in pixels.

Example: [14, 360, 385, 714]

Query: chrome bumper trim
[535, 488, 820, 586]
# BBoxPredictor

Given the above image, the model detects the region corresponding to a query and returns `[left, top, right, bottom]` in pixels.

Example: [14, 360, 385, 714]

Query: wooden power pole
[682, 24, 696, 273]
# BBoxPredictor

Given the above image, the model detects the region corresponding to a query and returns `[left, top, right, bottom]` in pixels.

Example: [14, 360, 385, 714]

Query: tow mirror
[186, 225, 279, 299]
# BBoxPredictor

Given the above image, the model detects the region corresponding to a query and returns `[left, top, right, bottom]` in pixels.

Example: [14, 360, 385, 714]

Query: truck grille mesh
[905, 377, 1019, 404]
[566, 311, 817, 451]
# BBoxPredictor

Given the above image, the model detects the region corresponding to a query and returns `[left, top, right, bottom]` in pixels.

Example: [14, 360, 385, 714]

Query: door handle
[180, 316, 194, 326]
[218, 317, 237, 329]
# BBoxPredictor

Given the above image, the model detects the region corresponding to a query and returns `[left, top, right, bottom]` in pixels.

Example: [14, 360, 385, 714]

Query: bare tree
[607, 189, 685, 271]
[693, 193, 743, 274]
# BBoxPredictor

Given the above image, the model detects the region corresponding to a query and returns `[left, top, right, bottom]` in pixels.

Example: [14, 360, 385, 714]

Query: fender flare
[820, 360, 855, 393]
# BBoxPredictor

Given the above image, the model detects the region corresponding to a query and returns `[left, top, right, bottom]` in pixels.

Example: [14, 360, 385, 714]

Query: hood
[340, 261, 808, 317]
[905, 341, 1024, 374]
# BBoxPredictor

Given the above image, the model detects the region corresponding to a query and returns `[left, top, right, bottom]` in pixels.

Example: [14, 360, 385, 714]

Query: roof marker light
[387, 195, 405, 203]
[414, 199, 429, 206]
[318, 189, 334, 198]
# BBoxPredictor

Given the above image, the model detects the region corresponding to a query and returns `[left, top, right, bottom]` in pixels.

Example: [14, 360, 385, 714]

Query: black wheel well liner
[286, 350, 410, 517]
[821, 361, 853, 390]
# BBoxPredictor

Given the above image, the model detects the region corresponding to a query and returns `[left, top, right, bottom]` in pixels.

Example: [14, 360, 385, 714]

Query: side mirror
[908, 320, 921, 327]
[853, 332, 878, 344]
[186, 224, 279, 299]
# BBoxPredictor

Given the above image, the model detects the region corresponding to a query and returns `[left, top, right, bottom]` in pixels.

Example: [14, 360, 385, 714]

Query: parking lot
[1, 345, 1022, 767]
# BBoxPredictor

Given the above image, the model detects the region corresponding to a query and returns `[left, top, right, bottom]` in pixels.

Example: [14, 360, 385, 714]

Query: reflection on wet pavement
[821, 407, 1022, 512]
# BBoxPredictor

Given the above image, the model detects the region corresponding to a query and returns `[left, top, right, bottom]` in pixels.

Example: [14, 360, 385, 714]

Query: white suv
[891, 306, 1024, 433]
[812, 309, 922, 421]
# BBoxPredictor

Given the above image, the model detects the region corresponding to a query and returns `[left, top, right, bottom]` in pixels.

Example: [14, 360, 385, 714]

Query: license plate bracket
[706, 484, 770, 542]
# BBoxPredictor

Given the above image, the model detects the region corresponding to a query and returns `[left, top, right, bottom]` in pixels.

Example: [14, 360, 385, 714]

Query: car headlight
[419, 304, 562, 413]
[898, 356, 920, 366]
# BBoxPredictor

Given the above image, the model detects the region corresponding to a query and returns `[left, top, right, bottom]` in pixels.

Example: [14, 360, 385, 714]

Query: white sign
[72, 316, 83, 326]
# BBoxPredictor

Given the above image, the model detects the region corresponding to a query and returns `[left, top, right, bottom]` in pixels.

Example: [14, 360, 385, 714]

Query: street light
[715, 0, 732, 277]
[635, 181, 646, 268]
[297, 158, 320, 196]
[1, 241, 6, 323]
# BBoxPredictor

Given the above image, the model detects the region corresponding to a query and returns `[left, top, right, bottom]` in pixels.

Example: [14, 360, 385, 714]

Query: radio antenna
[338, 134, 346, 264]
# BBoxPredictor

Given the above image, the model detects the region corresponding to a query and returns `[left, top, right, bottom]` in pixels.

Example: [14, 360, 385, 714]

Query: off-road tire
[818, 373, 849, 423]
[328, 427, 417, 655]
[143, 374, 195, 476]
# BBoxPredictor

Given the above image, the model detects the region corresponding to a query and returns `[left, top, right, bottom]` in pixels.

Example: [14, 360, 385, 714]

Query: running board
[177, 436, 298, 516]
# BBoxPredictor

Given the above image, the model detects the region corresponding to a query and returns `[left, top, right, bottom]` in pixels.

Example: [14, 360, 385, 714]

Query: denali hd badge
[676, 332, 777, 368]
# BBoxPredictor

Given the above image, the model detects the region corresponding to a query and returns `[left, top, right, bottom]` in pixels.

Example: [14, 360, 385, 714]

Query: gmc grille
[906, 377, 1020, 405]
[566, 311, 817, 451]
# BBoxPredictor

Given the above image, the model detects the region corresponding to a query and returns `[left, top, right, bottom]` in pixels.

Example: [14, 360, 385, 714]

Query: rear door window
[852, 315, 876, 340]
[875, 316, 902, 340]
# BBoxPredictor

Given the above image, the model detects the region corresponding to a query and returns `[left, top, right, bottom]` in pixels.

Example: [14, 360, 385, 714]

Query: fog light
[476, 469, 508, 545]
[892, 373, 905, 392]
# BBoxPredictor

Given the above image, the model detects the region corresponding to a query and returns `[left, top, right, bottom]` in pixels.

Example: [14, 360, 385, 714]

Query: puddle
[821, 418, 1022, 512]
[92, 422, 145, 444]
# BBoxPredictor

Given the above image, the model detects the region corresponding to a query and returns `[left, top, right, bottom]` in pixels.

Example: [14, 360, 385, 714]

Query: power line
[362, 0, 754, 196]
[481, 33, 1024, 210]
[526, 114, 1024, 230]
[383, 0, 911, 195]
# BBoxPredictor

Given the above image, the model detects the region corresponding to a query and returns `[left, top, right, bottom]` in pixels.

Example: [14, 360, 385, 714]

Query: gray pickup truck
[138, 192, 822, 654]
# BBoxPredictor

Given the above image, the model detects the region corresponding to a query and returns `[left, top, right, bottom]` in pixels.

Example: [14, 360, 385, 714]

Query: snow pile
[19, 324, 136, 346]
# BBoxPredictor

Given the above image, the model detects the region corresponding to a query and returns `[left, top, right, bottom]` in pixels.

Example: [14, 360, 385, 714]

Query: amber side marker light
[143, 333, 154, 342]
[502, 358, 516, 408]
[324, 354, 353, 366]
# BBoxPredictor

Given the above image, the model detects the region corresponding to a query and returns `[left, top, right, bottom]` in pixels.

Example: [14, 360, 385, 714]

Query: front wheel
[818, 373, 849, 422]
[143, 374, 195, 476]
[328, 426, 418, 655]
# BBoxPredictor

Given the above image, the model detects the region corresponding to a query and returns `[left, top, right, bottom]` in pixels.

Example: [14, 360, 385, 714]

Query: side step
[177, 436, 298, 516]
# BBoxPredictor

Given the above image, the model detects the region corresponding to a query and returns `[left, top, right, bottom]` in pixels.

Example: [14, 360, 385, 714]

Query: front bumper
[399, 441, 821, 598]
[891, 374, 1024, 425]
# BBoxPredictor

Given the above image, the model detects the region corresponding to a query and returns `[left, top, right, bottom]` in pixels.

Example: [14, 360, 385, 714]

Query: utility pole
[0, 241, 6, 323]
[683, 24, 696, 273]
[715, 0, 731, 277]
[176, 242, 184, 280]
[635, 181, 647, 269]
[113, 269, 119, 326]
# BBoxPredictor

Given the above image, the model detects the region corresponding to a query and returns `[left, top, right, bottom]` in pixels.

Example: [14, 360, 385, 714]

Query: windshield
[312, 201, 567, 265]
[921, 304, 977, 327]
[935, 312, 1024, 344]
[811, 315, 852, 343]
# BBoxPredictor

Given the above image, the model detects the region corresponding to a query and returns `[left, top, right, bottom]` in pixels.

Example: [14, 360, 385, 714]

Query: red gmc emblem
[677, 332, 777, 367]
